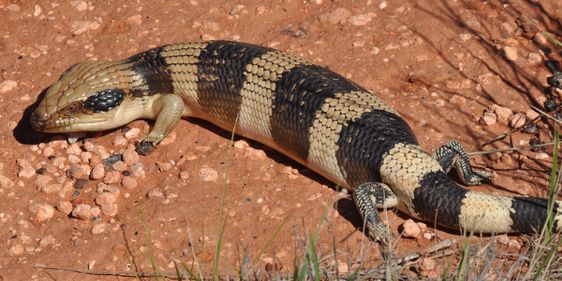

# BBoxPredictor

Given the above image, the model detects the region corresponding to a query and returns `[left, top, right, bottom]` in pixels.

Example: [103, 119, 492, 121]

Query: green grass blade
[211, 114, 240, 280]
[251, 217, 289, 267]
[545, 130, 559, 242]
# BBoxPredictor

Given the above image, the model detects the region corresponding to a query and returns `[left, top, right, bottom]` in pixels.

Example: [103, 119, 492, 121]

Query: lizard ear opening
[83, 88, 125, 113]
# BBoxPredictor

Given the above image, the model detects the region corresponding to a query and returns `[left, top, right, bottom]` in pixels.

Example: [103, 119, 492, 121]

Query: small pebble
[480, 111, 497, 126]
[122, 148, 140, 164]
[318, 7, 351, 25]
[41, 183, 63, 194]
[91, 223, 107, 234]
[66, 143, 82, 155]
[33, 203, 54, 222]
[195, 145, 211, 152]
[533, 33, 547, 45]
[90, 163, 105, 180]
[131, 163, 146, 178]
[8, 244, 24, 256]
[234, 140, 249, 149]
[491, 104, 513, 124]
[74, 179, 89, 190]
[508, 239, 522, 250]
[101, 203, 118, 216]
[503, 46, 518, 61]
[0, 176, 15, 189]
[526, 109, 540, 120]
[88, 260, 96, 270]
[42, 147, 55, 157]
[36, 174, 53, 189]
[72, 204, 92, 220]
[90, 206, 101, 217]
[96, 183, 119, 195]
[67, 164, 87, 179]
[147, 188, 165, 199]
[103, 171, 122, 184]
[528, 52, 543, 65]
[103, 154, 123, 169]
[95, 192, 117, 207]
[68, 154, 82, 164]
[497, 234, 510, 245]
[18, 167, 36, 179]
[113, 135, 128, 146]
[348, 14, 372, 26]
[500, 21, 516, 38]
[510, 112, 526, 128]
[199, 166, 219, 182]
[121, 176, 138, 189]
[111, 161, 128, 172]
[70, 20, 100, 35]
[179, 170, 189, 180]
[70, 0, 89, 11]
[157, 161, 173, 172]
[81, 151, 93, 163]
[0, 80, 18, 94]
[124, 127, 141, 139]
[401, 219, 421, 238]
[56, 201, 73, 215]
[422, 232, 435, 240]
[38, 235, 55, 248]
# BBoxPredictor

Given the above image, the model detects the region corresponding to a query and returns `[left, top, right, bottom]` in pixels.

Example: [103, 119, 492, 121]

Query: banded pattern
[31, 40, 562, 237]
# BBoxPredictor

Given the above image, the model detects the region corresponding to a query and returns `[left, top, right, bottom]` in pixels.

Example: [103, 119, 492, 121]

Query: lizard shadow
[188, 118, 527, 239]
[13, 87, 50, 145]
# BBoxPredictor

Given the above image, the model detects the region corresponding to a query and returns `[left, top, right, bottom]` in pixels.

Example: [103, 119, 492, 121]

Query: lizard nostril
[30, 111, 47, 130]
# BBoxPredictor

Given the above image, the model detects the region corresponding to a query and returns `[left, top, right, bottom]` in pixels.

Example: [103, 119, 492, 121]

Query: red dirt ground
[0, 0, 561, 280]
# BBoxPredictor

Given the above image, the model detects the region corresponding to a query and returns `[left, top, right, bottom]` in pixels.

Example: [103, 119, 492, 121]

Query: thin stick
[33, 264, 182, 279]
[468, 142, 555, 156]
[531, 105, 561, 125]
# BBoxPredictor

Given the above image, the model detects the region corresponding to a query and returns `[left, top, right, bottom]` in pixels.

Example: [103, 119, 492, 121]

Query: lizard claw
[136, 140, 156, 155]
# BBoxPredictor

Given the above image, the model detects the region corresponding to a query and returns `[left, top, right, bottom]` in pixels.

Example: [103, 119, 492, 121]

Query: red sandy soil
[0, 0, 561, 280]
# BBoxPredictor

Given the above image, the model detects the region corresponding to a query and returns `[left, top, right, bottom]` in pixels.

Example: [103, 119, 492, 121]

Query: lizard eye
[63, 102, 82, 114]
[83, 89, 125, 113]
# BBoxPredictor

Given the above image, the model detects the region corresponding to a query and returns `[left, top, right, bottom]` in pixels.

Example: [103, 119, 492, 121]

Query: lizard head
[31, 61, 147, 133]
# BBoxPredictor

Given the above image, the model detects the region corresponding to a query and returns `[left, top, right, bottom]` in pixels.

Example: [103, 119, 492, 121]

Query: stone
[401, 219, 421, 238]
[509, 113, 526, 128]
[124, 127, 141, 139]
[348, 14, 373, 26]
[121, 176, 138, 189]
[103, 171, 122, 184]
[72, 204, 92, 220]
[95, 192, 117, 207]
[480, 111, 497, 126]
[122, 147, 140, 164]
[67, 164, 87, 179]
[111, 161, 128, 172]
[199, 166, 219, 182]
[525, 109, 540, 120]
[33, 204, 54, 222]
[0, 176, 15, 189]
[56, 201, 73, 215]
[491, 104, 513, 125]
[70, 20, 100, 35]
[91, 223, 107, 234]
[0, 80, 17, 94]
[503, 46, 517, 61]
[318, 8, 351, 25]
[90, 163, 105, 180]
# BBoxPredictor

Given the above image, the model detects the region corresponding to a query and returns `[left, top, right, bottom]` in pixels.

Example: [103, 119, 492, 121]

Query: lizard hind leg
[433, 140, 493, 186]
[353, 182, 398, 245]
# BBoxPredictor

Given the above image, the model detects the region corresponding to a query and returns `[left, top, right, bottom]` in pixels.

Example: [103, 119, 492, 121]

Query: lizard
[30, 40, 562, 242]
